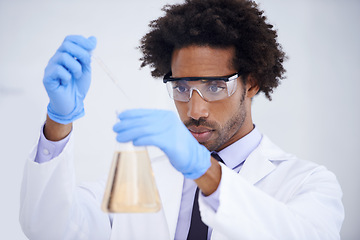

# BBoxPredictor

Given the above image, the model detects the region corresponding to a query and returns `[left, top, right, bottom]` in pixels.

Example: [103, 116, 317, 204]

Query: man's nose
[187, 90, 209, 120]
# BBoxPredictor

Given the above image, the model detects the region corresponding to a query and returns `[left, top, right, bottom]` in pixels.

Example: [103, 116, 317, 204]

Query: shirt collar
[212, 125, 262, 170]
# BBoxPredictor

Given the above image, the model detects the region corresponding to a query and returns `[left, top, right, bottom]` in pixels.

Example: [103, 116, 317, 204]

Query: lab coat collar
[216, 126, 262, 170]
[239, 135, 291, 185]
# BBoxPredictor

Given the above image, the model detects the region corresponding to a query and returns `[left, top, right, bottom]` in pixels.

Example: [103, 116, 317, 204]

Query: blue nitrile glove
[113, 109, 211, 179]
[43, 35, 97, 124]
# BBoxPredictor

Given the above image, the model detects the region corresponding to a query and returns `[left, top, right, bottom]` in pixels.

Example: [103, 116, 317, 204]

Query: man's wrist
[44, 114, 72, 141]
[195, 157, 222, 196]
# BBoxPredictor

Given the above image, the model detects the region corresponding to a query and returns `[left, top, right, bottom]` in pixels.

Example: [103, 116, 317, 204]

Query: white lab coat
[20, 134, 344, 240]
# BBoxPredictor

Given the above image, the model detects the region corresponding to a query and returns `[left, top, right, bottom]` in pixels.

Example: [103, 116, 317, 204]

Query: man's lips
[188, 126, 214, 143]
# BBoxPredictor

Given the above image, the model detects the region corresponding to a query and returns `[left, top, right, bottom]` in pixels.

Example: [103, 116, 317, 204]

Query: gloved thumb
[88, 36, 97, 50]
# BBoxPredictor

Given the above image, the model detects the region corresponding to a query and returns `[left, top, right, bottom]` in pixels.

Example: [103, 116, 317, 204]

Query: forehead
[171, 45, 236, 78]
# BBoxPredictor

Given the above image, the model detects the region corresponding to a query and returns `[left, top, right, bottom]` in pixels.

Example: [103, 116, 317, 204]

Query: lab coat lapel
[239, 135, 289, 185]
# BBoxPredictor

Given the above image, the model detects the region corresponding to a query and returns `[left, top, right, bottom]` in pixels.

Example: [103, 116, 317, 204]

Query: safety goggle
[163, 72, 239, 102]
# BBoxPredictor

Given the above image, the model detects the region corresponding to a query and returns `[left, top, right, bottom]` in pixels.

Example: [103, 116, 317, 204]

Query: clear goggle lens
[165, 78, 238, 102]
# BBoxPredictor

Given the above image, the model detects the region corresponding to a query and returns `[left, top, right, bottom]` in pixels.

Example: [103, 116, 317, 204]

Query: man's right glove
[43, 35, 97, 124]
[113, 109, 211, 179]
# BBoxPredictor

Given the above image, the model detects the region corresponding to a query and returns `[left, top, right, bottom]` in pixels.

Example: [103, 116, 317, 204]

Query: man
[20, 0, 344, 239]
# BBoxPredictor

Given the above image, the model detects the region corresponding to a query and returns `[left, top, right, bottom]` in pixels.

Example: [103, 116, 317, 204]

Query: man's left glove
[43, 35, 97, 124]
[113, 109, 211, 179]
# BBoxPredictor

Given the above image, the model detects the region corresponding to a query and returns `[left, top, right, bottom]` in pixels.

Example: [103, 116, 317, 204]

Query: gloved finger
[114, 115, 171, 139]
[63, 35, 97, 52]
[117, 109, 173, 132]
[75, 68, 92, 93]
[115, 119, 168, 143]
[58, 40, 92, 66]
[118, 108, 162, 121]
[115, 127, 144, 142]
[113, 113, 161, 131]
[51, 52, 82, 79]
[113, 120, 142, 133]
[43, 64, 72, 90]
[132, 135, 164, 149]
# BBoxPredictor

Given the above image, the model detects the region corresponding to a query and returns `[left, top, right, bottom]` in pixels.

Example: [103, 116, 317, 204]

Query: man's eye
[208, 84, 225, 93]
[174, 85, 188, 93]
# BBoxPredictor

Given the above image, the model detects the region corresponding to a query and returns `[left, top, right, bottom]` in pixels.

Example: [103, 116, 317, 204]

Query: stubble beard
[206, 98, 247, 151]
[185, 88, 247, 152]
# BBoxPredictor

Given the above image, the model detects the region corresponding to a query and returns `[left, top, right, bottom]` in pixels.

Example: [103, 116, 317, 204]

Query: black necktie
[187, 187, 208, 239]
[187, 153, 224, 240]
[211, 152, 224, 164]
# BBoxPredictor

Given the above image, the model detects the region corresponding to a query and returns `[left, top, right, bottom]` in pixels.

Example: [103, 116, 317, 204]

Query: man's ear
[245, 74, 260, 98]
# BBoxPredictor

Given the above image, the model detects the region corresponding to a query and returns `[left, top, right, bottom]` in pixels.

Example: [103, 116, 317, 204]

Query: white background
[0, 0, 359, 239]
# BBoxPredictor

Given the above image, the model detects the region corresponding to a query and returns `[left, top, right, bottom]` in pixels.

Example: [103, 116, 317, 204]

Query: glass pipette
[92, 53, 130, 100]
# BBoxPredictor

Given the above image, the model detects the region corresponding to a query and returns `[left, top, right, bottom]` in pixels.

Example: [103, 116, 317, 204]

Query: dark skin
[44, 115, 72, 141]
[44, 45, 259, 196]
[172, 46, 259, 195]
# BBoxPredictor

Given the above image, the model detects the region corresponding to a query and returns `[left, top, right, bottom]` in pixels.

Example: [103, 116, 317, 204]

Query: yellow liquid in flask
[102, 148, 161, 213]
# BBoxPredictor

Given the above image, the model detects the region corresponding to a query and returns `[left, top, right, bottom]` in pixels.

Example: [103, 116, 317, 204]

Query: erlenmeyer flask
[102, 142, 161, 213]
